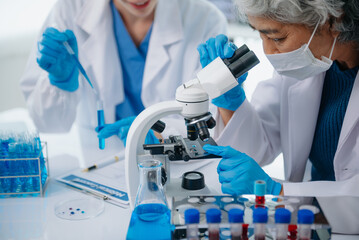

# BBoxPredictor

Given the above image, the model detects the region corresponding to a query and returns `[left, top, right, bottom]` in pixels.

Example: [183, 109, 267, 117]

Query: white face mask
[266, 22, 337, 80]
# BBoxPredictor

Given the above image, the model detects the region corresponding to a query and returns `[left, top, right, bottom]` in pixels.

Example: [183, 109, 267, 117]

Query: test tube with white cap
[184, 208, 200, 240]
[297, 209, 314, 240]
[275, 208, 291, 240]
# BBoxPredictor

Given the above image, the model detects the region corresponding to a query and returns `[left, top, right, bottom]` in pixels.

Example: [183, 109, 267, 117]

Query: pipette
[62, 41, 95, 90]
[62, 39, 105, 150]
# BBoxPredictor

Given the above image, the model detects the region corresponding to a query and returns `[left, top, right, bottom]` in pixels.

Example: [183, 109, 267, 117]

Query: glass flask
[126, 159, 172, 240]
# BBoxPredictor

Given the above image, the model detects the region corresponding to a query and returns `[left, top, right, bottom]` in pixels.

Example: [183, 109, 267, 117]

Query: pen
[82, 156, 120, 172]
[65, 182, 128, 209]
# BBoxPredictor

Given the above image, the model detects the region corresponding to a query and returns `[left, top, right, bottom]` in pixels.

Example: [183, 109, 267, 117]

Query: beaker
[126, 159, 172, 240]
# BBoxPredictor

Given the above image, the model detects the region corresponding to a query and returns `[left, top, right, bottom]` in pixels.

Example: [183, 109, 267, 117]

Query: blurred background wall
[0, 0, 282, 179]
[0, 0, 273, 112]
[0, 0, 57, 112]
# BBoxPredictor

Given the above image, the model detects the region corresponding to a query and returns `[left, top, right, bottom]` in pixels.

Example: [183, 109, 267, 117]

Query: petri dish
[54, 198, 105, 220]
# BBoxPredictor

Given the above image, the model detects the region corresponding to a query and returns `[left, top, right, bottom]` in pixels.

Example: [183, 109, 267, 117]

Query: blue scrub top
[111, 1, 153, 120]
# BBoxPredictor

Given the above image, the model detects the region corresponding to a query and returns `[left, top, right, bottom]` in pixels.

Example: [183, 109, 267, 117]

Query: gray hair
[235, 0, 359, 44]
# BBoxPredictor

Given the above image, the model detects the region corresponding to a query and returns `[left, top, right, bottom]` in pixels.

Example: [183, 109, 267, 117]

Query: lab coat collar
[142, 0, 183, 91]
[287, 74, 325, 182]
[75, 0, 110, 35]
[336, 72, 359, 156]
[153, 0, 183, 45]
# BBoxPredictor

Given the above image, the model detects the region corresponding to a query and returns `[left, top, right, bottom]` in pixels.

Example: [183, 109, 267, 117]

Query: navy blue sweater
[309, 61, 358, 181]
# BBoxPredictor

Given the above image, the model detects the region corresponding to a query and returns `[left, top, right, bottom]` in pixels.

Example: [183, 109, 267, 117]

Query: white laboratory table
[0, 109, 133, 240]
[0, 109, 357, 240]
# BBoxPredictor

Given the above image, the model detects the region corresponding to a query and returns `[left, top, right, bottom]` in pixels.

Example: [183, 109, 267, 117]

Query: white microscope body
[125, 45, 259, 209]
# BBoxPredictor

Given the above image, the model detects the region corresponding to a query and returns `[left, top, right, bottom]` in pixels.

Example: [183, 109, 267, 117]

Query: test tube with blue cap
[206, 208, 221, 240]
[184, 208, 200, 240]
[228, 208, 244, 240]
[60, 28, 106, 150]
[275, 208, 291, 240]
[252, 208, 268, 240]
[297, 209, 314, 240]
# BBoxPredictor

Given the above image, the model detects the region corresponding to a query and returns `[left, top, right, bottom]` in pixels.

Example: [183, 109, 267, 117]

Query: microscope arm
[125, 101, 183, 209]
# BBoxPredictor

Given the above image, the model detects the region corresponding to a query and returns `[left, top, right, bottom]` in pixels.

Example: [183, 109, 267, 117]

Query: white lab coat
[20, 0, 227, 165]
[215, 70, 359, 197]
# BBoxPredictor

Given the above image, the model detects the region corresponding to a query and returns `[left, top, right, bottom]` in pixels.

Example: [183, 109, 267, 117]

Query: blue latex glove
[97, 116, 160, 146]
[197, 34, 248, 111]
[37, 27, 79, 92]
[203, 144, 282, 195]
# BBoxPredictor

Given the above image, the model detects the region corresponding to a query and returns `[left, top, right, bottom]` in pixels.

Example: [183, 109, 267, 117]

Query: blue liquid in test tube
[97, 101, 105, 150]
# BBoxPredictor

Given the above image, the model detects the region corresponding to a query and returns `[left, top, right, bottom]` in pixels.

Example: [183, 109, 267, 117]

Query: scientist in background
[198, 0, 359, 197]
[20, 0, 227, 165]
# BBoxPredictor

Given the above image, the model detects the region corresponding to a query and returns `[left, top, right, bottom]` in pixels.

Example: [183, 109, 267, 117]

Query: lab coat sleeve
[215, 75, 282, 166]
[283, 174, 359, 197]
[20, 0, 81, 133]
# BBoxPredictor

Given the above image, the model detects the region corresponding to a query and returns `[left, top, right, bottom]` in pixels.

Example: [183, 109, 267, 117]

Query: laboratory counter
[0, 109, 357, 240]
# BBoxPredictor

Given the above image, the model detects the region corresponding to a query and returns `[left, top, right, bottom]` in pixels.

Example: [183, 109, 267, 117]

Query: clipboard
[57, 155, 129, 208]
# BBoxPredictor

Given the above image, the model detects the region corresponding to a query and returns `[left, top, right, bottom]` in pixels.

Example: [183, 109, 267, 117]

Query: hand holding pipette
[36, 27, 79, 92]
[37, 26, 106, 150]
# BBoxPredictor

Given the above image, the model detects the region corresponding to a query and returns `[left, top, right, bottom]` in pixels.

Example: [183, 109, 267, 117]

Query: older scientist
[20, 0, 227, 163]
[198, 0, 359, 197]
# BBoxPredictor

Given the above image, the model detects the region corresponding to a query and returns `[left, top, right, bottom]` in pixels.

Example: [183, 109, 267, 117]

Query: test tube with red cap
[206, 208, 221, 240]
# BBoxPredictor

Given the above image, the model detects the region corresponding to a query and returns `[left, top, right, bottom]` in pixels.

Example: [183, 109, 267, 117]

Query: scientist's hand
[203, 144, 282, 196]
[97, 116, 160, 146]
[197, 34, 247, 111]
[36, 27, 79, 92]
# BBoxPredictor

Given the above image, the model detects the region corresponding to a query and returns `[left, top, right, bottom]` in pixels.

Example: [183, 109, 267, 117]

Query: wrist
[212, 87, 246, 111]
[271, 181, 283, 196]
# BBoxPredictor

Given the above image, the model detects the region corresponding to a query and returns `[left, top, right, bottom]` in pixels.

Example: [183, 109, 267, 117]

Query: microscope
[125, 45, 259, 208]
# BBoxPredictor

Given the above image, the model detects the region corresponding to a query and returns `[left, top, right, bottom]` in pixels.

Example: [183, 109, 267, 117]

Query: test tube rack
[0, 142, 49, 197]
[171, 195, 331, 240]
